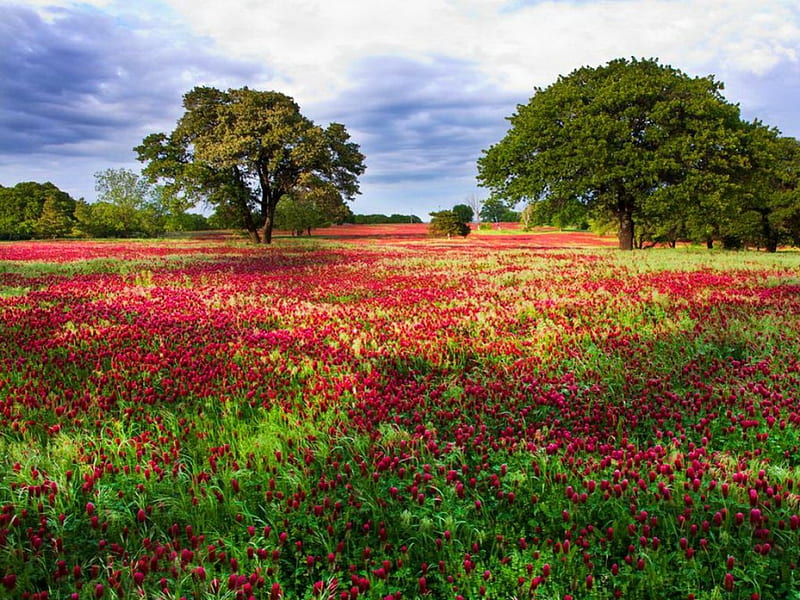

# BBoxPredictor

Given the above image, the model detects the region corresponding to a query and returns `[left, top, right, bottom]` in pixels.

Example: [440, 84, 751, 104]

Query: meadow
[1, 226, 800, 599]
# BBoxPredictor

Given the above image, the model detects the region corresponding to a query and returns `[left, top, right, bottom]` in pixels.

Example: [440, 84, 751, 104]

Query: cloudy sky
[1, 0, 799, 218]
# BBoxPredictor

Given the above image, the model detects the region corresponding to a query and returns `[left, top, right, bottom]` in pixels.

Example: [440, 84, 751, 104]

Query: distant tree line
[349, 214, 422, 225]
[427, 200, 528, 238]
[478, 57, 800, 251]
[0, 171, 211, 240]
[0, 175, 427, 241]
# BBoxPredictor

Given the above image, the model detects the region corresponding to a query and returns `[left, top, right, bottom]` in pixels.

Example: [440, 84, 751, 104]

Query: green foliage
[0, 181, 76, 240]
[479, 197, 519, 223]
[136, 86, 366, 244]
[34, 195, 74, 238]
[74, 168, 166, 238]
[73, 199, 115, 238]
[520, 196, 590, 230]
[478, 57, 750, 250]
[451, 203, 474, 223]
[428, 209, 470, 237]
[274, 194, 329, 235]
[731, 126, 800, 251]
[164, 211, 211, 232]
[207, 200, 248, 230]
[76, 168, 208, 237]
[156, 183, 204, 232]
[351, 213, 422, 224]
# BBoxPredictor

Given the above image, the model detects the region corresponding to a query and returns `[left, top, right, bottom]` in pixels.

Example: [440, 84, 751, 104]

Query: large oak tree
[477, 58, 749, 250]
[136, 87, 365, 243]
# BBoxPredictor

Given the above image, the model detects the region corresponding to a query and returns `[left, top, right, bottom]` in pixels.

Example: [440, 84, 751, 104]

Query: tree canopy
[479, 197, 520, 224]
[451, 203, 474, 224]
[273, 182, 352, 236]
[0, 182, 76, 240]
[83, 168, 164, 237]
[136, 86, 365, 244]
[477, 58, 751, 250]
[731, 124, 800, 251]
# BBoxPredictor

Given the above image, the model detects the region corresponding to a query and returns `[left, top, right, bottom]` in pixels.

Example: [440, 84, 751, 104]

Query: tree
[428, 210, 470, 238]
[728, 125, 800, 252]
[0, 182, 76, 240]
[136, 87, 365, 244]
[274, 196, 325, 235]
[90, 168, 165, 237]
[477, 58, 748, 250]
[164, 211, 211, 232]
[451, 203, 474, 224]
[34, 195, 73, 238]
[479, 197, 519, 223]
[274, 170, 356, 235]
[465, 194, 484, 225]
[157, 184, 205, 232]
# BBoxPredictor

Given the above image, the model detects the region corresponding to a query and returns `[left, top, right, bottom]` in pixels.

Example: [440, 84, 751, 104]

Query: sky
[1, 0, 799, 219]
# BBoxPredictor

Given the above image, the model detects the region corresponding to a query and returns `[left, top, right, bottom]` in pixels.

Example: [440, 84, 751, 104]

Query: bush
[428, 210, 470, 237]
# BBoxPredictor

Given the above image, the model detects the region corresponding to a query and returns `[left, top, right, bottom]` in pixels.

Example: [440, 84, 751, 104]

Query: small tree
[479, 197, 518, 223]
[93, 168, 165, 237]
[274, 196, 327, 235]
[465, 194, 484, 225]
[452, 203, 474, 224]
[428, 210, 470, 238]
[34, 195, 73, 238]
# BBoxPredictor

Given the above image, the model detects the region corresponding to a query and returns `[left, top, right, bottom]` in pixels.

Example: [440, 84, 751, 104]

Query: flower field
[2, 230, 800, 599]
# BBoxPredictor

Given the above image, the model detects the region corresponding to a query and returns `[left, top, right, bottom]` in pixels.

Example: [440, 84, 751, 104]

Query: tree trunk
[230, 166, 262, 243]
[706, 238, 714, 249]
[617, 206, 634, 251]
[260, 203, 276, 244]
[256, 167, 278, 244]
[760, 212, 778, 253]
[259, 220, 272, 244]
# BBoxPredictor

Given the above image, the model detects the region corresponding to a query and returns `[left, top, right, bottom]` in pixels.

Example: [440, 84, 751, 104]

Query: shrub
[428, 210, 470, 237]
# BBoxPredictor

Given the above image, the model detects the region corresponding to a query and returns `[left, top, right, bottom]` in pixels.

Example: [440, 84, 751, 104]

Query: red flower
[724, 572, 735, 592]
[418, 577, 428, 594]
[2, 574, 16, 590]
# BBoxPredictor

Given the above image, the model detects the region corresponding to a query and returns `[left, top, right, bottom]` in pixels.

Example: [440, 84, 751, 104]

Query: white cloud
[3, 0, 799, 215]
[158, 0, 799, 103]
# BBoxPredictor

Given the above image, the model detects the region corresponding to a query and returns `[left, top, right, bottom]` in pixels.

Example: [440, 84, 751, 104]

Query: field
[2, 225, 800, 599]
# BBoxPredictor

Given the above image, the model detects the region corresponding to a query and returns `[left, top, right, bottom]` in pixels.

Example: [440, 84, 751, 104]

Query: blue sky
[1, 0, 799, 218]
